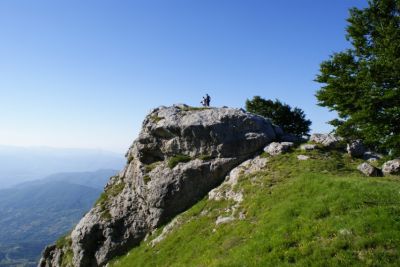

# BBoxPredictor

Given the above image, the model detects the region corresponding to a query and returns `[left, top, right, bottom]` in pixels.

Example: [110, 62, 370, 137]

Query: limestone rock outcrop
[264, 142, 294, 156]
[39, 105, 281, 267]
[310, 133, 343, 148]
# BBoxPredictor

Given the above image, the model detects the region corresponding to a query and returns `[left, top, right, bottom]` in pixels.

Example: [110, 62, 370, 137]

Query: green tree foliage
[315, 0, 400, 156]
[246, 96, 311, 137]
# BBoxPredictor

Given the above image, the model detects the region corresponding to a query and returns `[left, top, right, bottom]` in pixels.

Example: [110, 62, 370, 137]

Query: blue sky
[0, 0, 366, 153]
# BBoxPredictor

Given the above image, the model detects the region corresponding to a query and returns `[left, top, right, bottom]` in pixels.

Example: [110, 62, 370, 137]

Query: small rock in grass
[215, 216, 235, 225]
[297, 155, 309, 161]
[339, 229, 352, 236]
[300, 144, 317, 151]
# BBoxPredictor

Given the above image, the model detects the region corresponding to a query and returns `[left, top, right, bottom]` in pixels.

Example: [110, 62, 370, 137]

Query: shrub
[246, 96, 311, 137]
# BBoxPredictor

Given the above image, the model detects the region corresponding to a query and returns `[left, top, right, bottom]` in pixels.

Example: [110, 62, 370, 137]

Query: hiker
[201, 97, 207, 107]
[205, 94, 211, 107]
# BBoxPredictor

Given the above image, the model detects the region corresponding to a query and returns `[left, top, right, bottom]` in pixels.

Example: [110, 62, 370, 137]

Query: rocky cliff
[39, 105, 282, 267]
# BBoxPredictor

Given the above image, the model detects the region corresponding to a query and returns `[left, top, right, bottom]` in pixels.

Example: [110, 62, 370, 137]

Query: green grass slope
[111, 148, 400, 267]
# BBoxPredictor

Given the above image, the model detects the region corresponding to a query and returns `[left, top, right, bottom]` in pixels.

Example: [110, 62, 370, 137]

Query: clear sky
[0, 0, 367, 154]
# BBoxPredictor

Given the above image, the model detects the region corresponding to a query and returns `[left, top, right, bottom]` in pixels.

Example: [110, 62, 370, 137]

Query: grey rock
[300, 144, 317, 151]
[347, 140, 366, 157]
[264, 142, 294, 156]
[297, 155, 309, 161]
[215, 216, 235, 225]
[357, 162, 381, 177]
[38, 245, 65, 267]
[40, 106, 279, 267]
[382, 159, 400, 175]
[310, 133, 343, 148]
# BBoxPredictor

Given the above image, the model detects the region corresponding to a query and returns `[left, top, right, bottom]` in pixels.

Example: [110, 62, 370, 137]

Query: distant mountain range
[0, 169, 118, 267]
[0, 145, 125, 188]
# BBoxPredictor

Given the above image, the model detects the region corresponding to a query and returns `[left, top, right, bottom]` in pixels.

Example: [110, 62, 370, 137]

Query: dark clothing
[205, 94, 211, 107]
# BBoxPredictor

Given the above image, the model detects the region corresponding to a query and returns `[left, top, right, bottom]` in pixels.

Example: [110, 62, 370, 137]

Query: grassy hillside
[110, 148, 400, 267]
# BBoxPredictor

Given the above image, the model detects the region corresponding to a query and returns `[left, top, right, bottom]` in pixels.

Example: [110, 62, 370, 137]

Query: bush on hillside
[246, 96, 311, 137]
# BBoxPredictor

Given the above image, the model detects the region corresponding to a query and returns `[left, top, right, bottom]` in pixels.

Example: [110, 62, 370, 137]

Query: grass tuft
[94, 178, 125, 219]
[144, 162, 160, 173]
[55, 233, 73, 267]
[168, 154, 192, 169]
[143, 175, 151, 185]
[198, 154, 215, 161]
[149, 115, 164, 123]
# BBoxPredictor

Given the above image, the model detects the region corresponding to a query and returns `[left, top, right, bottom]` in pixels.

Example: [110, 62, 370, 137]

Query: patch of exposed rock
[264, 142, 294, 156]
[208, 155, 268, 226]
[208, 155, 268, 203]
[310, 133, 343, 148]
[39, 106, 280, 267]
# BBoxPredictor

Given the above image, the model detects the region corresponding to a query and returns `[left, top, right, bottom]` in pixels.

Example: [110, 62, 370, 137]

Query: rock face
[264, 142, 294, 156]
[310, 133, 343, 148]
[382, 159, 400, 175]
[39, 106, 280, 267]
[357, 162, 381, 177]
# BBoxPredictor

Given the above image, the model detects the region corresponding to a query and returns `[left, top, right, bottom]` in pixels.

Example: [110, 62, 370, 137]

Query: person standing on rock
[205, 94, 211, 107]
[201, 96, 207, 107]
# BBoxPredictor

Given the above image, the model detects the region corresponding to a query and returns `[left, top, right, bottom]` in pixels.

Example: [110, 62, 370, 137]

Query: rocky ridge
[39, 105, 283, 267]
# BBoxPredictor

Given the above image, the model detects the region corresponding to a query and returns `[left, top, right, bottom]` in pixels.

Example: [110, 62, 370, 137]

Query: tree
[315, 0, 400, 156]
[245, 96, 311, 137]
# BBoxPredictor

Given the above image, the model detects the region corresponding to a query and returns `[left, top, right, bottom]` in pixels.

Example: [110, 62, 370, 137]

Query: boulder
[39, 106, 279, 267]
[347, 140, 366, 157]
[357, 162, 381, 177]
[264, 142, 294, 156]
[382, 159, 400, 175]
[310, 133, 343, 148]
